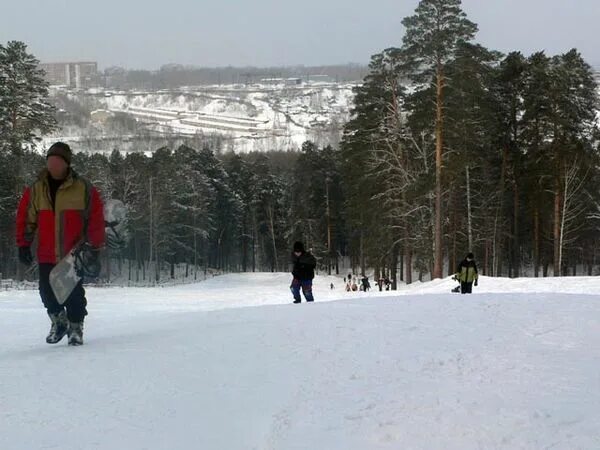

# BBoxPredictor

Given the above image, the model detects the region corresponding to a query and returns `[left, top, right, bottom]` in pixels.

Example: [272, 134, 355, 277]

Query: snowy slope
[1, 273, 599, 449]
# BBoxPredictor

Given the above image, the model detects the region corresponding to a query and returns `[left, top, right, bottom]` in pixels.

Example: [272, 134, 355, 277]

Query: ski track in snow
[1, 273, 600, 450]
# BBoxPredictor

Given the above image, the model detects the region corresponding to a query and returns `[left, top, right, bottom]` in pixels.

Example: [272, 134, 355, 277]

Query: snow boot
[67, 321, 84, 346]
[46, 310, 69, 344]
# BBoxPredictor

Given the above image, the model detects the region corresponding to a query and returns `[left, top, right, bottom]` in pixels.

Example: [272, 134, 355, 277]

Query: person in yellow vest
[455, 252, 478, 294]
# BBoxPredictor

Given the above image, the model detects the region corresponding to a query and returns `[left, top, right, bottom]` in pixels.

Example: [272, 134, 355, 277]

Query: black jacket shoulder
[291, 251, 316, 280]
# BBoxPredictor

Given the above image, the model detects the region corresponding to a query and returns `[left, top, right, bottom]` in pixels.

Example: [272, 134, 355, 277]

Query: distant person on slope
[455, 252, 479, 294]
[290, 241, 317, 303]
[16, 142, 105, 346]
[361, 275, 371, 292]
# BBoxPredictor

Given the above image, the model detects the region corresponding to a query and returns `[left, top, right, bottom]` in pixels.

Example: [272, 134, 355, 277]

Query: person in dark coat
[361, 275, 371, 292]
[290, 241, 317, 303]
[455, 252, 479, 294]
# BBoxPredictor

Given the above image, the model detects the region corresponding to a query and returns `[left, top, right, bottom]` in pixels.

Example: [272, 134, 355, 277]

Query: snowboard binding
[73, 243, 101, 279]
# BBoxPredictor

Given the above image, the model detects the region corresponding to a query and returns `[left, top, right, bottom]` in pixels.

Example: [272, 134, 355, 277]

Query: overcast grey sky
[0, 0, 598, 69]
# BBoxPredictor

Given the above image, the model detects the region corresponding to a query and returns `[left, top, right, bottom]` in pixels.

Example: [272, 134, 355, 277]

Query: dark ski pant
[291, 278, 314, 302]
[39, 263, 87, 322]
[460, 281, 473, 294]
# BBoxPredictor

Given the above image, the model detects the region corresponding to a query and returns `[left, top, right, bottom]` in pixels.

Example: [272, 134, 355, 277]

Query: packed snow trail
[1, 273, 599, 449]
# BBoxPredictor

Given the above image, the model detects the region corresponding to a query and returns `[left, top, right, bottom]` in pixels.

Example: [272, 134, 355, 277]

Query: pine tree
[122, 152, 152, 281]
[289, 142, 344, 274]
[0, 41, 56, 155]
[172, 146, 213, 277]
[0, 41, 56, 276]
[223, 152, 254, 271]
[401, 0, 478, 278]
[442, 43, 501, 275]
[249, 154, 287, 272]
[491, 52, 527, 276]
[548, 50, 599, 275]
[341, 49, 403, 276]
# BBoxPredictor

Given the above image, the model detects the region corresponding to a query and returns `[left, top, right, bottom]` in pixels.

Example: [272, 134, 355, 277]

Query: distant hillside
[101, 64, 369, 90]
[44, 80, 357, 154]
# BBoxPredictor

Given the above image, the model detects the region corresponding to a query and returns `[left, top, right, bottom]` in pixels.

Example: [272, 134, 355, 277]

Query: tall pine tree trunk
[512, 181, 520, 277]
[450, 195, 457, 275]
[391, 243, 398, 290]
[241, 221, 247, 272]
[433, 65, 444, 279]
[405, 244, 412, 285]
[466, 165, 473, 251]
[325, 177, 332, 275]
[252, 211, 257, 272]
[553, 170, 562, 277]
[533, 207, 540, 277]
[399, 249, 404, 282]
[148, 177, 153, 280]
[484, 240, 490, 276]
[495, 145, 509, 276]
[267, 204, 278, 272]
[359, 212, 365, 275]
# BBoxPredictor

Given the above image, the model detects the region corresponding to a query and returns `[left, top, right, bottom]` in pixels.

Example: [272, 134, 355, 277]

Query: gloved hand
[474, 279, 478, 286]
[82, 247, 100, 265]
[77, 245, 101, 278]
[18, 246, 33, 266]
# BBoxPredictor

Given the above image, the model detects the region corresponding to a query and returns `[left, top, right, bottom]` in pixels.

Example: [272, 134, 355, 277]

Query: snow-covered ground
[1, 273, 599, 449]
[45, 82, 356, 154]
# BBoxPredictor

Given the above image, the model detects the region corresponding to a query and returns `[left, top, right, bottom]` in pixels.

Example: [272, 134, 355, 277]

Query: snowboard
[49, 248, 82, 305]
[49, 199, 129, 304]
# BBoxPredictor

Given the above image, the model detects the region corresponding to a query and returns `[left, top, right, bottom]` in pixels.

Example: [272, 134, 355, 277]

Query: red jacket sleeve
[16, 187, 33, 247]
[87, 187, 105, 249]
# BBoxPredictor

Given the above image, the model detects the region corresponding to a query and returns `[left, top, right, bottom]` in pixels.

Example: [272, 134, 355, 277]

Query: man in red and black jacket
[16, 142, 105, 346]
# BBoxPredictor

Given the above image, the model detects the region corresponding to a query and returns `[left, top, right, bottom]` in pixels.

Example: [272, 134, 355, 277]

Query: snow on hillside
[44, 82, 356, 154]
[1, 273, 599, 449]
